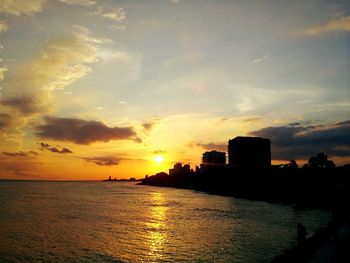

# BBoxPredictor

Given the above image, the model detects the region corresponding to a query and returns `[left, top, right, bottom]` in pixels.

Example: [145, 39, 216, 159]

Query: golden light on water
[146, 192, 167, 261]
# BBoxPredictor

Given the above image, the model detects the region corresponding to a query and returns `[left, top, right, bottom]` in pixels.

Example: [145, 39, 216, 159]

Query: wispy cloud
[3, 151, 38, 157]
[39, 142, 73, 154]
[153, 150, 167, 155]
[0, 0, 46, 16]
[90, 6, 127, 28]
[102, 8, 126, 22]
[83, 156, 121, 166]
[0, 158, 40, 177]
[242, 117, 262, 123]
[0, 66, 7, 81]
[190, 142, 227, 152]
[59, 0, 96, 6]
[303, 15, 350, 35]
[0, 26, 103, 117]
[253, 54, 268, 63]
[0, 21, 8, 33]
[35, 116, 141, 145]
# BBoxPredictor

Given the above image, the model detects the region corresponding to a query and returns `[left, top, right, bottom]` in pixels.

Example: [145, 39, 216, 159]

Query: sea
[0, 181, 332, 262]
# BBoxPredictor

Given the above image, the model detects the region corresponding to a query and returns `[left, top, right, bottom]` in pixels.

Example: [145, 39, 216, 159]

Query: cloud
[0, 21, 8, 33]
[242, 117, 262, 123]
[1, 97, 49, 115]
[39, 142, 73, 154]
[142, 119, 160, 135]
[3, 151, 38, 157]
[35, 116, 140, 145]
[253, 54, 268, 63]
[102, 8, 126, 22]
[59, 0, 96, 6]
[0, 0, 46, 16]
[153, 150, 167, 155]
[1, 26, 101, 116]
[90, 6, 127, 26]
[0, 155, 40, 177]
[250, 120, 350, 160]
[0, 113, 11, 130]
[190, 142, 227, 152]
[0, 66, 7, 80]
[83, 156, 121, 166]
[304, 15, 350, 35]
[143, 122, 154, 131]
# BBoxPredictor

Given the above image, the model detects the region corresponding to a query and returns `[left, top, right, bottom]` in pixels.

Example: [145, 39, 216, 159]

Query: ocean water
[0, 181, 331, 262]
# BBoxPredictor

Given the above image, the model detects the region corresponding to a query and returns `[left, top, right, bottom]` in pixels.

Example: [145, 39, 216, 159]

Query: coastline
[139, 169, 350, 262]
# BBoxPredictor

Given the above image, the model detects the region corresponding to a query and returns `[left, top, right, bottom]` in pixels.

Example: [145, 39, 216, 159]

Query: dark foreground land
[140, 166, 350, 262]
[140, 166, 350, 210]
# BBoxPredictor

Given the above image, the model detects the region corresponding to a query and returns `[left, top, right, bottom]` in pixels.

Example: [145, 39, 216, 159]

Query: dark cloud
[153, 150, 167, 155]
[190, 142, 227, 152]
[39, 142, 73, 154]
[3, 151, 38, 157]
[1, 96, 46, 115]
[83, 156, 121, 166]
[250, 120, 350, 160]
[35, 116, 141, 145]
[0, 113, 11, 130]
[142, 118, 160, 133]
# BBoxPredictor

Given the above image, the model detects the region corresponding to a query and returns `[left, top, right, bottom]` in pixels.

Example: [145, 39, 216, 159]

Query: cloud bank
[35, 116, 140, 145]
[250, 120, 350, 160]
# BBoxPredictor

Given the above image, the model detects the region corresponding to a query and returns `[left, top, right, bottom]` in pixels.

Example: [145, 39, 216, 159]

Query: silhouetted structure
[228, 136, 271, 169]
[201, 150, 226, 171]
[169, 163, 191, 177]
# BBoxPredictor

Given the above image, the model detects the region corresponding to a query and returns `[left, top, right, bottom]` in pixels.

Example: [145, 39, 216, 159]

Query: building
[228, 136, 271, 169]
[169, 163, 191, 176]
[201, 150, 226, 171]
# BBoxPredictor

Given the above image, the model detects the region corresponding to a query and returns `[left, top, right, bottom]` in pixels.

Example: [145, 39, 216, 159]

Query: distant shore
[140, 166, 350, 211]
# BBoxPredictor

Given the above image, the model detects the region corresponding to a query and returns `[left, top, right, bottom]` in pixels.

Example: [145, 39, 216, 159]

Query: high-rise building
[169, 163, 191, 176]
[201, 150, 226, 171]
[228, 136, 271, 169]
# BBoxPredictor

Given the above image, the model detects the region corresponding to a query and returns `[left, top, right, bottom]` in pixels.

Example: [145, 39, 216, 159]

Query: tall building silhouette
[228, 136, 271, 169]
[201, 150, 226, 171]
[169, 163, 191, 176]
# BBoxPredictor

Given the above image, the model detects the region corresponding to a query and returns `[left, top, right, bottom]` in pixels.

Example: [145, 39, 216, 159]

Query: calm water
[0, 181, 331, 262]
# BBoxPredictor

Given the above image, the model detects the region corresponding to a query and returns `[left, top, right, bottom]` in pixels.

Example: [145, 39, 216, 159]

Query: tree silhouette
[288, 159, 298, 169]
[307, 153, 335, 169]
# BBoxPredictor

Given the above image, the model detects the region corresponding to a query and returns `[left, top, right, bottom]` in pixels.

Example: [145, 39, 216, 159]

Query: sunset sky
[0, 0, 349, 180]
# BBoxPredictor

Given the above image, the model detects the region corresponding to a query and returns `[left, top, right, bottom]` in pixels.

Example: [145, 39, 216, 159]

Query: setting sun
[154, 155, 164, 164]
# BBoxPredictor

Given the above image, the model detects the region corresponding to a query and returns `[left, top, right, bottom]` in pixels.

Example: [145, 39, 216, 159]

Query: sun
[154, 155, 164, 164]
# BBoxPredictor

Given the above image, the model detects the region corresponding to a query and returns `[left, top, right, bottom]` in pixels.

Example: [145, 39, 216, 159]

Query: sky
[0, 0, 350, 180]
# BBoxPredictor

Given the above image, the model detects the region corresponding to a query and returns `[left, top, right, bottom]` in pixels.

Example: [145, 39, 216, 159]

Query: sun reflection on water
[146, 192, 168, 261]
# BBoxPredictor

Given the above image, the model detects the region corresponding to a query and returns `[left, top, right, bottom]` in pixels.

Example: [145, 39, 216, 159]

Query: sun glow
[154, 155, 164, 164]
